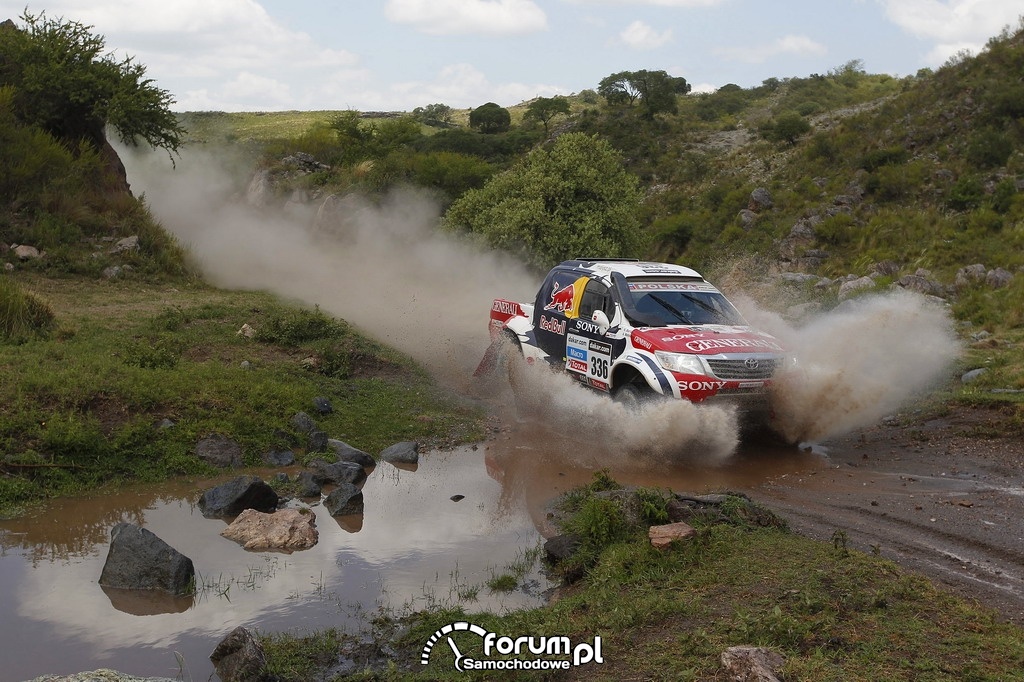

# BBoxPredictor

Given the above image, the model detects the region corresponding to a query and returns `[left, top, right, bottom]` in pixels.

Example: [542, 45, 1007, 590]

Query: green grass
[261, 476, 1024, 681]
[0, 273, 484, 517]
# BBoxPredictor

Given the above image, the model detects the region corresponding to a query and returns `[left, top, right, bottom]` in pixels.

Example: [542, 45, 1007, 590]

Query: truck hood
[631, 325, 785, 355]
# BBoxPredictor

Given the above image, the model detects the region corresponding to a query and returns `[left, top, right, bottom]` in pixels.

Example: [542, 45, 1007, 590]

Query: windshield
[625, 280, 746, 327]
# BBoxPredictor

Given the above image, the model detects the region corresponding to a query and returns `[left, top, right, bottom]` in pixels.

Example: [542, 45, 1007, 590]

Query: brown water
[0, 428, 824, 682]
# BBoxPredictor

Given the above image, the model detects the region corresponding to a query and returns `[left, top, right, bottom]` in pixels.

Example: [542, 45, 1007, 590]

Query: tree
[469, 102, 511, 134]
[412, 103, 453, 127]
[523, 96, 571, 135]
[598, 70, 691, 119]
[442, 132, 646, 269]
[0, 11, 184, 158]
[767, 112, 812, 145]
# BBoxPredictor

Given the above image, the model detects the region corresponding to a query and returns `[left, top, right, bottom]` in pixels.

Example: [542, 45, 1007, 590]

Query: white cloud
[384, 0, 548, 35]
[715, 34, 827, 64]
[384, 63, 564, 110]
[878, 0, 1023, 65]
[565, 0, 724, 6]
[619, 20, 673, 49]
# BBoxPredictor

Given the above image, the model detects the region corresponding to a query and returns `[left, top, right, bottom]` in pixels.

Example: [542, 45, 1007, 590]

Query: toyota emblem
[744, 358, 760, 370]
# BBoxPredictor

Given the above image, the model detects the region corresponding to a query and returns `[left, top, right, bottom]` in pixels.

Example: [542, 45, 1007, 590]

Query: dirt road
[483, 403, 1024, 624]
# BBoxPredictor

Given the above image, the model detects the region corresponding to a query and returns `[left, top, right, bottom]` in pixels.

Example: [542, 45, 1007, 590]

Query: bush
[255, 306, 349, 346]
[966, 128, 1013, 169]
[0, 276, 55, 342]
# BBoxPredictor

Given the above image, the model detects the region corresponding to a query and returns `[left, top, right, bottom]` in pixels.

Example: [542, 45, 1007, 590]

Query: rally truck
[481, 259, 790, 414]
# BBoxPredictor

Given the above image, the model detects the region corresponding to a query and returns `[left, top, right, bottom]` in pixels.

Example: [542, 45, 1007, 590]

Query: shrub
[0, 276, 55, 342]
[966, 128, 1013, 169]
[255, 306, 349, 346]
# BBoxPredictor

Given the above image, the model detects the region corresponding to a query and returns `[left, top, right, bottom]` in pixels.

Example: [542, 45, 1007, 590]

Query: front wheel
[613, 382, 657, 411]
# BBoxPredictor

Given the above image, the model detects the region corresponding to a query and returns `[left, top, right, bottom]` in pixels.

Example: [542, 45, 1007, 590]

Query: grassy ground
[259, 485, 1024, 681]
[0, 273, 484, 517]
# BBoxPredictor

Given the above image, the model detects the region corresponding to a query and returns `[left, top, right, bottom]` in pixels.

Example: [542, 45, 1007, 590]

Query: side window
[578, 280, 612, 321]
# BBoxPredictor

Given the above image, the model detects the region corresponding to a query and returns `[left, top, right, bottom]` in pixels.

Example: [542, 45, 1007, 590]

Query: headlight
[654, 351, 706, 375]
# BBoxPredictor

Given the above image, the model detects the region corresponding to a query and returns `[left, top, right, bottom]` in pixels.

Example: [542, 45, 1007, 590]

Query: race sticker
[566, 334, 589, 374]
[586, 339, 612, 382]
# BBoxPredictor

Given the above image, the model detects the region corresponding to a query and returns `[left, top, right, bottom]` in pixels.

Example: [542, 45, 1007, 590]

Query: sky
[1, 0, 1021, 112]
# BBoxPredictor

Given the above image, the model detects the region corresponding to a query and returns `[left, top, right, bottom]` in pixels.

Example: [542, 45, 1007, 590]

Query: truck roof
[558, 259, 705, 280]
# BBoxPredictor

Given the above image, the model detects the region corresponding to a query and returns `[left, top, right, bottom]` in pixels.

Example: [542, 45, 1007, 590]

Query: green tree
[598, 70, 691, 119]
[524, 96, 571, 135]
[469, 102, 511, 134]
[442, 132, 646, 269]
[767, 112, 812, 145]
[412, 103, 453, 127]
[0, 11, 184, 158]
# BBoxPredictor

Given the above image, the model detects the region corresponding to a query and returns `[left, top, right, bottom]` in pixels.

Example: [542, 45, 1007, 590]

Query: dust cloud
[740, 291, 961, 443]
[121, 147, 959, 460]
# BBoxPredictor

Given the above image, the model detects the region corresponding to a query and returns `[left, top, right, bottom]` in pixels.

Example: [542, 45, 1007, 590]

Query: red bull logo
[545, 282, 575, 313]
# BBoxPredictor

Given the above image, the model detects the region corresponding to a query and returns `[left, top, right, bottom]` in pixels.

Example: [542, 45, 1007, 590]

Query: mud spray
[122, 148, 960, 462]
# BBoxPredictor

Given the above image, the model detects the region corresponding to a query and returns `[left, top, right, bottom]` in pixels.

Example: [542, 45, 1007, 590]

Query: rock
[380, 441, 419, 465]
[837, 276, 875, 300]
[450, 494, 465, 502]
[327, 439, 376, 468]
[955, 263, 987, 288]
[778, 272, 819, 284]
[240, 360, 252, 370]
[196, 434, 243, 468]
[156, 418, 175, 429]
[3, 262, 13, 271]
[220, 508, 318, 551]
[102, 266, 123, 279]
[961, 368, 988, 384]
[649, 521, 697, 549]
[290, 411, 317, 434]
[738, 209, 758, 229]
[720, 645, 784, 682]
[308, 458, 367, 486]
[313, 396, 333, 414]
[13, 244, 41, 260]
[544, 534, 581, 563]
[109, 235, 139, 254]
[897, 274, 945, 297]
[198, 476, 279, 519]
[294, 471, 322, 498]
[98, 523, 195, 596]
[871, 260, 901, 277]
[237, 323, 256, 338]
[261, 448, 295, 466]
[749, 187, 773, 211]
[308, 428, 329, 452]
[324, 483, 364, 516]
[986, 267, 1013, 289]
[210, 626, 272, 682]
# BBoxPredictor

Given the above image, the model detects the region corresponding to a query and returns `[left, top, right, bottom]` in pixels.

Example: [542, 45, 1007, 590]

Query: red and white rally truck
[481, 259, 791, 415]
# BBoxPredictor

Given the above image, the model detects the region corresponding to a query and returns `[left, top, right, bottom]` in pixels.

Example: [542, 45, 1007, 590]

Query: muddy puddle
[0, 429, 827, 681]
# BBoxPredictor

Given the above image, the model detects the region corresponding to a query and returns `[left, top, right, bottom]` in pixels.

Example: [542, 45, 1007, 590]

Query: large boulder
[196, 434, 243, 468]
[98, 523, 195, 596]
[220, 508, 318, 551]
[308, 458, 367, 486]
[327, 439, 376, 468]
[324, 483, 364, 516]
[380, 441, 419, 466]
[720, 645, 784, 682]
[210, 626, 272, 682]
[198, 476, 279, 519]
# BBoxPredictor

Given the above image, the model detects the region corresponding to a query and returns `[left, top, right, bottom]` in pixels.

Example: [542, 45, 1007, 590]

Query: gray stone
[98, 523, 195, 596]
[196, 434, 243, 468]
[838, 276, 875, 300]
[961, 368, 988, 384]
[307, 428, 329, 452]
[294, 471, 322, 498]
[324, 483, 364, 516]
[290, 411, 316, 434]
[380, 441, 419, 465]
[220, 508, 318, 551]
[871, 260, 901, 277]
[261, 448, 295, 467]
[327, 439, 376, 468]
[986, 267, 1013, 289]
[210, 626, 272, 682]
[721, 645, 784, 682]
[198, 476, 279, 519]
[313, 396, 333, 414]
[13, 244, 41, 260]
[955, 263, 987, 288]
[109, 235, 140, 254]
[897, 274, 945, 297]
[738, 209, 758, 229]
[749, 187, 773, 210]
[308, 458, 367, 486]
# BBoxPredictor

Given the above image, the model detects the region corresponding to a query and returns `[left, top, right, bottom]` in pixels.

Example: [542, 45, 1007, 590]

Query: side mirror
[591, 310, 611, 335]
